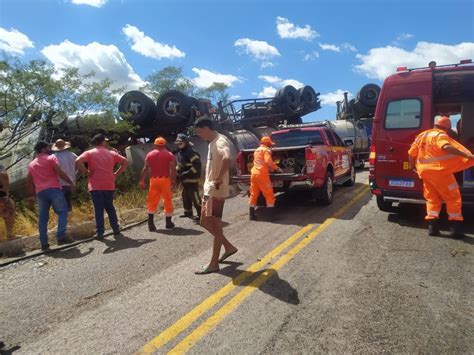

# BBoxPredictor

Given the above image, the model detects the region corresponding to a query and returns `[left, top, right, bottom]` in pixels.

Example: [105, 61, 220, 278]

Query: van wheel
[317, 171, 334, 205]
[343, 165, 356, 187]
[376, 196, 394, 212]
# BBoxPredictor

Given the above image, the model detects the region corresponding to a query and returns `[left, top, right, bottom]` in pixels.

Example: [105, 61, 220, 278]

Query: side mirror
[344, 139, 354, 147]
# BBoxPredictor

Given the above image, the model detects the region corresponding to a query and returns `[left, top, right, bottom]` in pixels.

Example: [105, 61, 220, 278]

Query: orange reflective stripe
[418, 154, 456, 164]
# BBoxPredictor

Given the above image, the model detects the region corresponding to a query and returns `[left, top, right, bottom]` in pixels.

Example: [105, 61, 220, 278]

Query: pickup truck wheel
[317, 171, 334, 205]
[343, 165, 356, 186]
[376, 196, 394, 212]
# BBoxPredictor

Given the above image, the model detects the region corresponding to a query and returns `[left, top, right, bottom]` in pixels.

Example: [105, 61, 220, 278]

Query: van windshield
[272, 130, 324, 147]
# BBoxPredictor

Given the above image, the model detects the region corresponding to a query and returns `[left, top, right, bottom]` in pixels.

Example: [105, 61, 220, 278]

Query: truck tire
[376, 196, 394, 212]
[298, 85, 320, 110]
[316, 171, 334, 205]
[118, 91, 156, 126]
[343, 165, 356, 186]
[356, 84, 380, 107]
[156, 90, 190, 125]
[277, 85, 300, 114]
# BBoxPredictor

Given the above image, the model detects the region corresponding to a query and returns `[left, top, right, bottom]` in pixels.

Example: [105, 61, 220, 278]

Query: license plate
[389, 179, 414, 188]
[272, 181, 283, 187]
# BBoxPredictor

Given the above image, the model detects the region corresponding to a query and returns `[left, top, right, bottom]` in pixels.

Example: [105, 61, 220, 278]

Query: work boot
[249, 207, 257, 221]
[165, 216, 175, 229]
[41, 243, 50, 251]
[449, 221, 465, 239]
[267, 207, 275, 222]
[148, 214, 157, 232]
[180, 211, 193, 218]
[428, 219, 440, 236]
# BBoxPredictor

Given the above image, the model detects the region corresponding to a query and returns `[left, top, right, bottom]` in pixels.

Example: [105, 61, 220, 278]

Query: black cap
[194, 115, 215, 130]
[92, 133, 106, 145]
[34, 141, 50, 153]
[175, 133, 189, 143]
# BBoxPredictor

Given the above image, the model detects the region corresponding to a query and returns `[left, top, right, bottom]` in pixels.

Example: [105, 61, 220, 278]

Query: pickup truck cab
[369, 59, 474, 211]
[232, 123, 356, 205]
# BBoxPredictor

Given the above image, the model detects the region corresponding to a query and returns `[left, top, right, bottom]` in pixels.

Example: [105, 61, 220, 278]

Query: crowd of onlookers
[0, 116, 239, 274]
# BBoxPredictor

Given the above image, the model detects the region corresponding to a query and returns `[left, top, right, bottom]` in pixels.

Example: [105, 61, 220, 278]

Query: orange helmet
[260, 136, 275, 146]
[434, 115, 451, 129]
[154, 137, 167, 146]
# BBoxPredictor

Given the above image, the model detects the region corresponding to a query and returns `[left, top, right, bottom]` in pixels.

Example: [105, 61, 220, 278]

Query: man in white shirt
[52, 139, 77, 212]
[194, 116, 238, 274]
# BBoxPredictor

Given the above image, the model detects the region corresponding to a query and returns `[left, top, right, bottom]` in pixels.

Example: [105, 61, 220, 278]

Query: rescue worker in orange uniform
[408, 115, 474, 238]
[140, 137, 177, 231]
[249, 136, 283, 220]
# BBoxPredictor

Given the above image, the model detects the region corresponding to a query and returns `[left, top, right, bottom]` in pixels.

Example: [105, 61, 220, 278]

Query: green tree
[0, 56, 128, 169]
[199, 82, 231, 105]
[142, 66, 195, 100]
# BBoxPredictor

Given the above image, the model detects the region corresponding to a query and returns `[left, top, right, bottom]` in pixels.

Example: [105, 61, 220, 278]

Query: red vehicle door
[373, 71, 433, 193]
[332, 131, 351, 177]
[323, 128, 340, 176]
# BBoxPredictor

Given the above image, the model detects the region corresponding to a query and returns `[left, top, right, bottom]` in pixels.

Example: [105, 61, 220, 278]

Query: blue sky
[1, 0, 473, 121]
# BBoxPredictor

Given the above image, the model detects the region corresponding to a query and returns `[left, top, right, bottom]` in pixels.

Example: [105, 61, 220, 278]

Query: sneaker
[57, 237, 75, 246]
[41, 243, 50, 251]
[95, 233, 104, 240]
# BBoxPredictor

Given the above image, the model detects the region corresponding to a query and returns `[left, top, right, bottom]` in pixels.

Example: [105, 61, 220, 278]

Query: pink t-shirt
[145, 149, 175, 177]
[78, 147, 127, 191]
[28, 153, 61, 193]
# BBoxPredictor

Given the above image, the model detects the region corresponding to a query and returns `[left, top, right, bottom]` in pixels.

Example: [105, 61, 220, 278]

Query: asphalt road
[1, 170, 473, 354]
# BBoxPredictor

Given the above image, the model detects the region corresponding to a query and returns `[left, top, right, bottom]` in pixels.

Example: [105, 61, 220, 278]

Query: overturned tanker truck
[120, 85, 322, 172]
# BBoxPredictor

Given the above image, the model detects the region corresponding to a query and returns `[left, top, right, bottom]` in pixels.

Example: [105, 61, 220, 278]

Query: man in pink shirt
[27, 141, 75, 251]
[76, 134, 128, 239]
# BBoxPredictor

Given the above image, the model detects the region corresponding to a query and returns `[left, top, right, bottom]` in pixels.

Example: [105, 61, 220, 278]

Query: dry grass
[0, 187, 152, 240]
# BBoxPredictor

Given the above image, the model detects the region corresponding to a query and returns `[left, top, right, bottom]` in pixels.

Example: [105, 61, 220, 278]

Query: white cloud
[0, 27, 34, 55]
[41, 40, 144, 90]
[319, 43, 341, 52]
[258, 75, 304, 89]
[257, 86, 278, 98]
[234, 38, 280, 61]
[303, 50, 320, 61]
[320, 90, 353, 107]
[122, 24, 185, 60]
[355, 41, 474, 80]
[396, 33, 414, 42]
[191, 68, 240, 88]
[342, 42, 357, 52]
[71, 0, 107, 7]
[276, 17, 318, 41]
[261, 61, 275, 68]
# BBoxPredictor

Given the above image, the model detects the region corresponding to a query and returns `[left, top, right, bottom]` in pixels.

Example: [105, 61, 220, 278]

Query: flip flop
[219, 249, 238, 263]
[194, 266, 220, 275]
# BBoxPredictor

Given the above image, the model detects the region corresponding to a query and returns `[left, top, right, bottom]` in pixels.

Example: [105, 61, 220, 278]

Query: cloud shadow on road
[217, 261, 300, 305]
[98, 235, 155, 254]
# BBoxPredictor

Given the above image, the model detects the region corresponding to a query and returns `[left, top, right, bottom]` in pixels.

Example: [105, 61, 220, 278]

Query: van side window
[385, 99, 421, 129]
[325, 129, 336, 146]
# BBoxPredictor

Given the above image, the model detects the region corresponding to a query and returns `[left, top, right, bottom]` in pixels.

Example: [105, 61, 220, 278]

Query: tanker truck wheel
[118, 91, 156, 126]
[277, 85, 300, 114]
[298, 85, 320, 110]
[156, 90, 191, 124]
[357, 84, 380, 107]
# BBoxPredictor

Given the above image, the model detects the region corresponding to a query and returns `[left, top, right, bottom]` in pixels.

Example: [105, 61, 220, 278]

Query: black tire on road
[277, 85, 300, 114]
[156, 90, 190, 125]
[343, 164, 356, 187]
[118, 91, 156, 126]
[316, 170, 334, 205]
[356, 83, 381, 107]
[298, 85, 320, 110]
[376, 195, 394, 212]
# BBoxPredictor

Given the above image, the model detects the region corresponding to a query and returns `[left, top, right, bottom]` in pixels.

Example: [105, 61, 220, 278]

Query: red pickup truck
[232, 123, 356, 205]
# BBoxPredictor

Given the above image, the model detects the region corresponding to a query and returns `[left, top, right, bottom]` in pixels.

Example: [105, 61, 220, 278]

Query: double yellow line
[138, 184, 369, 354]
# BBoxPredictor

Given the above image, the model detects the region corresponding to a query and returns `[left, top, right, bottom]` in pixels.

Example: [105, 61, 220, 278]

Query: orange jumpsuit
[408, 128, 474, 221]
[145, 149, 175, 217]
[249, 144, 278, 207]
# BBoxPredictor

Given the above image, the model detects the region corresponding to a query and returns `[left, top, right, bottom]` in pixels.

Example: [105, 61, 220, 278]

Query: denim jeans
[90, 190, 119, 235]
[37, 188, 68, 246]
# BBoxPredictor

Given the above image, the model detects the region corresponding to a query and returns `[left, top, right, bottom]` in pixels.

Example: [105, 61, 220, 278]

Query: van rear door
[374, 73, 433, 194]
